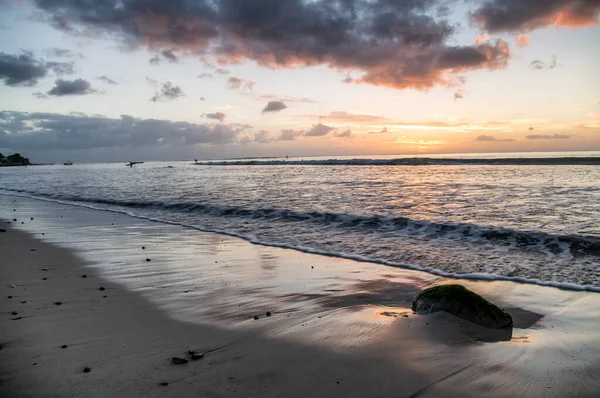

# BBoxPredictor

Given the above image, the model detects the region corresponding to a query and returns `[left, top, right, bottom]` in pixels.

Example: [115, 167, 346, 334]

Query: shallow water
[1, 153, 599, 289]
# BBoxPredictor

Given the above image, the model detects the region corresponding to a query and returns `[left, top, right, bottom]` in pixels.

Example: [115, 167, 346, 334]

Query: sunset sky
[0, 0, 599, 162]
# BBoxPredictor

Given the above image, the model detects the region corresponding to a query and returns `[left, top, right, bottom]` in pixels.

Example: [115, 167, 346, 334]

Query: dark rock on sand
[13, 219, 16, 221]
[146, 258, 151, 262]
[412, 284, 513, 329]
[253, 316, 259, 320]
[42, 277, 47, 280]
[191, 353, 204, 360]
[81, 274, 87, 278]
[0, 229, 6, 233]
[160, 382, 169, 386]
[171, 357, 188, 364]
[61, 345, 68, 349]
[142, 246, 145, 250]
[83, 367, 91, 373]
[266, 311, 272, 317]
[99, 287, 105, 291]
[42, 268, 48, 271]
[11, 317, 22, 321]
[54, 301, 62, 306]
[8, 296, 12, 299]
[12, 311, 18, 315]
[30, 248, 36, 251]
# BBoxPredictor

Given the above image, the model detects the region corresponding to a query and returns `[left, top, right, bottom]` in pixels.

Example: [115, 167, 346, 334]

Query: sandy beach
[2, 194, 600, 397]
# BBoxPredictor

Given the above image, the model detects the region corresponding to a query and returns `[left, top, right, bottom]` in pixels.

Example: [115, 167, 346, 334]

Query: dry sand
[1, 195, 600, 397]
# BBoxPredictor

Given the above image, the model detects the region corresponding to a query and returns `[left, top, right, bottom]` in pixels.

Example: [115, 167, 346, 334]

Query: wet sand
[1, 194, 600, 397]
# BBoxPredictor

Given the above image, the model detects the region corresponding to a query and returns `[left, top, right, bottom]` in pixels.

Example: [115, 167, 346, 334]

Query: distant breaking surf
[194, 157, 600, 166]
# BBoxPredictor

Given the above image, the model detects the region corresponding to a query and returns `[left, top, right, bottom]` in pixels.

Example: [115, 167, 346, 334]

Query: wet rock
[83, 367, 91, 373]
[171, 357, 188, 364]
[42, 277, 47, 280]
[265, 311, 272, 317]
[30, 248, 36, 251]
[142, 246, 145, 250]
[160, 382, 169, 386]
[99, 287, 105, 291]
[146, 258, 151, 262]
[12, 311, 18, 315]
[61, 345, 68, 349]
[0, 229, 6, 233]
[7, 296, 12, 299]
[81, 275, 87, 278]
[42, 268, 48, 271]
[253, 316, 259, 320]
[411, 284, 513, 329]
[54, 301, 62, 306]
[31, 218, 34, 220]
[13, 218, 16, 221]
[11, 317, 22, 321]
[191, 353, 204, 360]
[21, 301, 26, 303]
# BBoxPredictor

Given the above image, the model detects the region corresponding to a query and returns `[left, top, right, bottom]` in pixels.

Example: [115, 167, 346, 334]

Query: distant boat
[64, 161, 73, 165]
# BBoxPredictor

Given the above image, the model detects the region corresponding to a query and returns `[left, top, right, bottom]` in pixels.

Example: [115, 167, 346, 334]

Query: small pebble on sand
[61, 345, 68, 349]
[146, 258, 151, 262]
[99, 287, 105, 291]
[81, 274, 87, 278]
[266, 311, 272, 317]
[160, 382, 169, 386]
[54, 301, 62, 305]
[83, 367, 91, 373]
[12, 311, 18, 315]
[253, 315, 259, 320]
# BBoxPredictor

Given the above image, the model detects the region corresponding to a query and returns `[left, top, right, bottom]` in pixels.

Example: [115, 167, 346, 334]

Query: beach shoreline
[2, 195, 600, 397]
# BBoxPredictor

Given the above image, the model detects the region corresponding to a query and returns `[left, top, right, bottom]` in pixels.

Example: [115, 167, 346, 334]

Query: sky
[0, 0, 599, 163]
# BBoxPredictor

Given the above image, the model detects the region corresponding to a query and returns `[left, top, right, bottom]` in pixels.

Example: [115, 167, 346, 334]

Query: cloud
[311, 111, 390, 124]
[97, 75, 118, 85]
[150, 82, 184, 102]
[149, 55, 160, 66]
[335, 129, 352, 138]
[32, 92, 49, 99]
[0, 111, 244, 150]
[515, 35, 531, 47]
[454, 91, 464, 100]
[253, 130, 272, 143]
[215, 68, 230, 75]
[200, 96, 206, 101]
[262, 101, 287, 113]
[305, 123, 334, 137]
[474, 135, 515, 142]
[31, 0, 525, 93]
[45, 60, 75, 76]
[530, 55, 558, 70]
[204, 112, 226, 122]
[197, 73, 213, 79]
[257, 94, 317, 104]
[278, 129, 303, 141]
[228, 76, 255, 90]
[0, 52, 49, 86]
[472, 0, 600, 32]
[369, 127, 389, 134]
[47, 78, 96, 96]
[45, 48, 83, 59]
[526, 134, 574, 140]
[150, 49, 179, 65]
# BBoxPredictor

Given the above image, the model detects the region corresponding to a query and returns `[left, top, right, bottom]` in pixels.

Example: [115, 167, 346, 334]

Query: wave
[195, 157, 600, 166]
[3, 188, 600, 293]
[3, 187, 599, 260]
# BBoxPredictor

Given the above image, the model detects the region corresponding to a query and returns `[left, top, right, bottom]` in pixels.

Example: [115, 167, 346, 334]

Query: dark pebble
[12, 317, 22, 321]
[12, 311, 18, 315]
[160, 382, 169, 386]
[30, 248, 36, 251]
[21, 222, 24, 224]
[142, 246, 145, 250]
[266, 311, 272, 317]
[311, 266, 314, 269]
[42, 233, 45, 235]
[191, 353, 204, 360]
[54, 302, 62, 305]
[21, 301, 26, 303]
[31, 218, 34, 220]
[146, 258, 151, 262]
[7, 296, 12, 299]
[42, 268, 48, 271]
[61, 345, 68, 349]
[171, 357, 188, 364]
[337, 381, 340, 384]
[42, 277, 47, 280]
[83, 367, 91, 373]
[0, 229, 6, 233]
[253, 316, 259, 320]
[13, 218, 17, 221]
[99, 287, 105, 291]
[103, 295, 107, 298]
[81, 275, 87, 278]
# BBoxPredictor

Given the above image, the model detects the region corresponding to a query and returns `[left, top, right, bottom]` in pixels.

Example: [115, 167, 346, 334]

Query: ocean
[1, 152, 599, 290]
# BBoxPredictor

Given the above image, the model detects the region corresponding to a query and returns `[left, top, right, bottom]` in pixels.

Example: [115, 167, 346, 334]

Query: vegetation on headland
[0, 153, 30, 166]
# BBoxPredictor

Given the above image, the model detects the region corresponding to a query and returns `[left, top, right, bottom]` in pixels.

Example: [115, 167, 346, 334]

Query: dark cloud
[278, 129, 303, 141]
[0, 52, 48, 86]
[474, 135, 515, 142]
[454, 91, 464, 100]
[150, 82, 184, 102]
[305, 123, 334, 137]
[0, 111, 245, 150]
[161, 49, 178, 63]
[32, 92, 49, 99]
[97, 75, 118, 85]
[46, 61, 75, 76]
[262, 101, 287, 113]
[526, 134, 573, 140]
[215, 68, 230, 75]
[530, 55, 557, 70]
[472, 0, 600, 32]
[149, 55, 160, 66]
[47, 78, 96, 96]
[228, 76, 255, 90]
[197, 73, 213, 79]
[204, 112, 227, 122]
[31, 0, 522, 93]
[200, 96, 206, 101]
